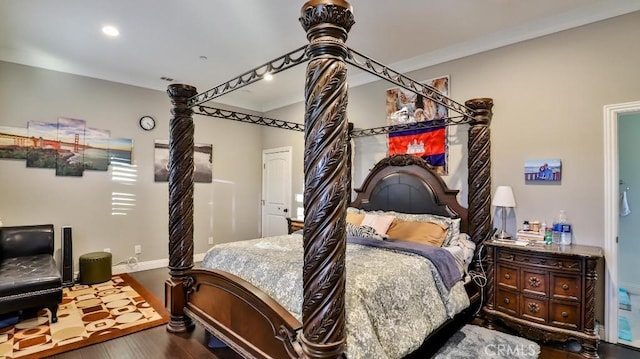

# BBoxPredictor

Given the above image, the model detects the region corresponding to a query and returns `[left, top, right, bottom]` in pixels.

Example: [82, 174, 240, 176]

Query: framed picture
[524, 159, 562, 182]
[154, 140, 212, 183]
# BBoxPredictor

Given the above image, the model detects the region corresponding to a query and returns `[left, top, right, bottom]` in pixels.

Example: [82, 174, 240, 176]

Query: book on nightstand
[516, 229, 544, 243]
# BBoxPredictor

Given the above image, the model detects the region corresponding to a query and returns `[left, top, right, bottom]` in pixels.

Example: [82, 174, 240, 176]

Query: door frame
[261, 146, 292, 237]
[603, 100, 640, 343]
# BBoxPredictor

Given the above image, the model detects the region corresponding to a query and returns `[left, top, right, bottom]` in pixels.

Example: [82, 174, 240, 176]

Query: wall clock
[139, 116, 155, 131]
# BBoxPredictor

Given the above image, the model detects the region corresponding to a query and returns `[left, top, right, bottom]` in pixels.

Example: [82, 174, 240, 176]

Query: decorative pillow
[392, 212, 461, 246]
[360, 214, 395, 236]
[386, 219, 449, 247]
[346, 212, 365, 226]
[346, 223, 384, 240]
[345, 208, 461, 245]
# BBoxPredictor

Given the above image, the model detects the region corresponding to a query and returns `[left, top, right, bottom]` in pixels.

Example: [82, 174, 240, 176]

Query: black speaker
[61, 226, 74, 287]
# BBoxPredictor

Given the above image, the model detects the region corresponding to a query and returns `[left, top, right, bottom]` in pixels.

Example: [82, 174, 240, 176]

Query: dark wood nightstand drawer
[496, 289, 518, 316]
[551, 274, 581, 301]
[521, 295, 548, 324]
[515, 253, 582, 273]
[497, 264, 518, 290]
[522, 269, 548, 297]
[550, 300, 581, 329]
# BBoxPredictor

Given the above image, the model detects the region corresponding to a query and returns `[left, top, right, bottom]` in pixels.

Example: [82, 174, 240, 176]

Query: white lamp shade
[492, 186, 516, 207]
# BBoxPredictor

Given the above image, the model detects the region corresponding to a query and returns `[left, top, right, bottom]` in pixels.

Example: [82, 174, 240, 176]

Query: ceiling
[1, 0, 639, 113]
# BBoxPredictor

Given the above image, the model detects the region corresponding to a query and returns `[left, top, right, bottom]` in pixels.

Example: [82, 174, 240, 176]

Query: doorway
[261, 147, 292, 237]
[603, 100, 640, 346]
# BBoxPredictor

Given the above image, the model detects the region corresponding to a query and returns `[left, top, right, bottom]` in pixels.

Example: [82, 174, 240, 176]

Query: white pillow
[360, 214, 395, 236]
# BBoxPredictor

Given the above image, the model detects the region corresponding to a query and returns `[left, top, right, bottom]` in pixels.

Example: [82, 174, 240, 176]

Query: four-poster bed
[165, 1, 493, 358]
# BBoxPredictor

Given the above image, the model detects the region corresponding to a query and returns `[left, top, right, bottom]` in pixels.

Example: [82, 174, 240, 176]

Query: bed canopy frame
[165, 1, 493, 358]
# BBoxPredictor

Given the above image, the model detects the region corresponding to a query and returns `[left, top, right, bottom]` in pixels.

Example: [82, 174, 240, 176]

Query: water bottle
[552, 210, 572, 245]
[552, 210, 567, 244]
[559, 213, 572, 245]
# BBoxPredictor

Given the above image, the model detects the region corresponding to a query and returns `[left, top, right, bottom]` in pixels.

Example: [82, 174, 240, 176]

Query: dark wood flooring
[47, 267, 639, 359]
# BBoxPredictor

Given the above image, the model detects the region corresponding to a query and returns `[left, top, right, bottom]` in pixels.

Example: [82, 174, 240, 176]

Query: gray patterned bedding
[201, 234, 470, 359]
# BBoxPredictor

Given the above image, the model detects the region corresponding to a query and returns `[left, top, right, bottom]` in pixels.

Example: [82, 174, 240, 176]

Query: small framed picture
[524, 159, 561, 182]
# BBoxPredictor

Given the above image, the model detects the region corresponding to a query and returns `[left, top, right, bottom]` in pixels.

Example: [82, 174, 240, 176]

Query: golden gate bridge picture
[0, 117, 131, 177]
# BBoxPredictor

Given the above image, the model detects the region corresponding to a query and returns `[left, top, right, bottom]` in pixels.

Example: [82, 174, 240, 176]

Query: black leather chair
[0, 224, 63, 323]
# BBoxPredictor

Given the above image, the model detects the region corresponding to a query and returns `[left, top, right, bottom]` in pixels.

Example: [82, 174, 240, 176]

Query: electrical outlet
[103, 248, 111, 253]
[134, 244, 141, 254]
[208, 236, 214, 245]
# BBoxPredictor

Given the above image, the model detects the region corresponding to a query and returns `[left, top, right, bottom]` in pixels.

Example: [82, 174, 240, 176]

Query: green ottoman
[79, 252, 112, 285]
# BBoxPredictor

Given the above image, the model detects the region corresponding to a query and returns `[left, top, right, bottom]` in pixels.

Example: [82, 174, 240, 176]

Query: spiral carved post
[346, 122, 354, 203]
[484, 245, 496, 329]
[466, 98, 493, 248]
[581, 258, 600, 359]
[299, 1, 354, 358]
[165, 84, 197, 333]
[466, 98, 493, 322]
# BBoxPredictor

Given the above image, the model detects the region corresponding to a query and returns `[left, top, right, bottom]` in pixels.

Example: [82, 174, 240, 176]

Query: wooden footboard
[182, 268, 302, 359]
[174, 267, 481, 359]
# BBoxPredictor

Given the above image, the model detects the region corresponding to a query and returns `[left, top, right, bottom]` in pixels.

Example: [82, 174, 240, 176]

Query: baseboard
[112, 252, 207, 275]
[619, 282, 640, 295]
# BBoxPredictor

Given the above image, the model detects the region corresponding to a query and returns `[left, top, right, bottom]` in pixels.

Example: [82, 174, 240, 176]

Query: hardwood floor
[47, 267, 639, 359]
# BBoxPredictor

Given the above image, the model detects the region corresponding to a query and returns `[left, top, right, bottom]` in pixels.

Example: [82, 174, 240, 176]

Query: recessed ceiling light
[102, 25, 120, 37]
[263, 73, 274, 81]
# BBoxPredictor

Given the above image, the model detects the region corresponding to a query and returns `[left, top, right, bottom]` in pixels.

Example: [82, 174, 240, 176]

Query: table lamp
[492, 185, 516, 240]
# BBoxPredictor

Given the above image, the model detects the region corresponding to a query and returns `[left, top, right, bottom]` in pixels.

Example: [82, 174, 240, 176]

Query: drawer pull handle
[528, 303, 540, 313]
[504, 298, 510, 305]
[561, 311, 568, 318]
[528, 277, 541, 288]
[504, 273, 511, 280]
[502, 255, 514, 261]
[562, 284, 569, 290]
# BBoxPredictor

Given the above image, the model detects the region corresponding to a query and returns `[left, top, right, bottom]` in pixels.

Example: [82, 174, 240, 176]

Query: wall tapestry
[154, 140, 212, 183]
[0, 119, 131, 177]
[385, 75, 449, 174]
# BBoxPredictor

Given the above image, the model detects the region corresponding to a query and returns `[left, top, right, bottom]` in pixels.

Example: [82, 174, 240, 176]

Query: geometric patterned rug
[0, 274, 169, 358]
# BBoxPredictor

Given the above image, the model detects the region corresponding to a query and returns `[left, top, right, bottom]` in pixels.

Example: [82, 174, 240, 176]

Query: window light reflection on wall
[110, 158, 137, 183]
[110, 157, 137, 215]
[111, 192, 136, 216]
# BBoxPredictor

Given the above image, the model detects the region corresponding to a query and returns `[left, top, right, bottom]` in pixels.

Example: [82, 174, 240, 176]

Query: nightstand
[483, 240, 603, 358]
[286, 218, 304, 234]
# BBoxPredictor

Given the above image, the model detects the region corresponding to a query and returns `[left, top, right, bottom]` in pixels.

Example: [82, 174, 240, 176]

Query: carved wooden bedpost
[465, 97, 493, 318]
[299, 1, 354, 358]
[466, 98, 493, 248]
[347, 122, 354, 202]
[165, 84, 197, 333]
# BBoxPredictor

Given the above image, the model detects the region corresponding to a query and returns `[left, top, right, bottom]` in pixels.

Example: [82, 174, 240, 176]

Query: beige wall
[266, 11, 640, 249]
[0, 62, 263, 270]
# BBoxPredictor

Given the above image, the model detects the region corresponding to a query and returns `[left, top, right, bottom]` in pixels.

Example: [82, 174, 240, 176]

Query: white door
[603, 100, 640, 344]
[262, 147, 292, 237]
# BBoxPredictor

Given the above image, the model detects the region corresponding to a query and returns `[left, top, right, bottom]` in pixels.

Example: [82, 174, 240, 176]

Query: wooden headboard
[350, 154, 470, 239]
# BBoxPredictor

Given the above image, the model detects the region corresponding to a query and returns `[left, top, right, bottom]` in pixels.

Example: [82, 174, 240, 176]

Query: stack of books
[516, 229, 544, 243]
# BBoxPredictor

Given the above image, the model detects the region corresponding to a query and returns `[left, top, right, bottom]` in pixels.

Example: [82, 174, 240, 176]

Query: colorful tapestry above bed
[385, 76, 450, 174]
